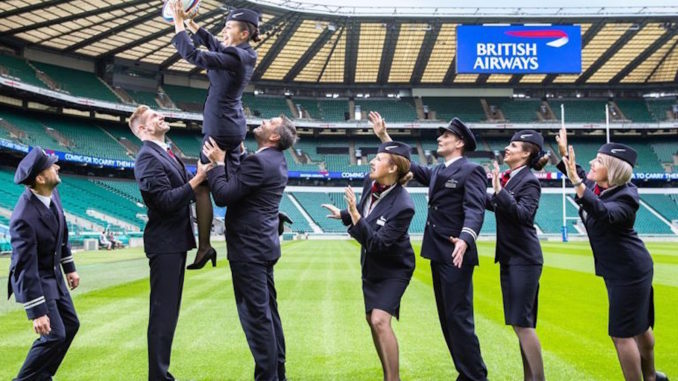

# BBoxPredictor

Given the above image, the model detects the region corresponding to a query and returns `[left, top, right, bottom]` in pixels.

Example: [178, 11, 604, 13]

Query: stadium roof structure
[0, 0, 677, 89]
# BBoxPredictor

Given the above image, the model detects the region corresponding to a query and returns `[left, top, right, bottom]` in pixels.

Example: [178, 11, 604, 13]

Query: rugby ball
[161, 0, 201, 23]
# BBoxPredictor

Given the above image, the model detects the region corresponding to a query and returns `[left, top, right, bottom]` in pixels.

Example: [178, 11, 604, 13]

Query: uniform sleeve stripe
[60, 257, 74, 264]
[24, 296, 46, 309]
[461, 227, 478, 241]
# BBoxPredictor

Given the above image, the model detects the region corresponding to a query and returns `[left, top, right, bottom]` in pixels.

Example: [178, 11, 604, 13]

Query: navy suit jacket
[134, 141, 196, 254]
[340, 179, 416, 281]
[485, 168, 543, 265]
[557, 160, 653, 282]
[410, 158, 487, 266]
[8, 188, 76, 319]
[207, 147, 288, 264]
[172, 28, 256, 141]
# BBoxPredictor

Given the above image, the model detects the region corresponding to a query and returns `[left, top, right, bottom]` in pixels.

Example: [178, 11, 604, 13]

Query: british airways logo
[457, 25, 581, 74]
[505, 30, 570, 48]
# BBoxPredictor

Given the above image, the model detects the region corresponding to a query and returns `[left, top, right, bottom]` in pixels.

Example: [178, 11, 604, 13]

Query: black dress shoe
[187, 248, 217, 270]
[656, 371, 669, 381]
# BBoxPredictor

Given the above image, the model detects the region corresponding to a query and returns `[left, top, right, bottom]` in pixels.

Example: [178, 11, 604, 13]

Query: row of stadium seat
[2, 106, 674, 173]
[1, 165, 675, 236]
[2, 53, 677, 123]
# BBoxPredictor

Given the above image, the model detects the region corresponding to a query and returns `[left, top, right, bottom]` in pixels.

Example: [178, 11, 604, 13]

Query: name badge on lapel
[376, 216, 387, 226]
[445, 179, 458, 189]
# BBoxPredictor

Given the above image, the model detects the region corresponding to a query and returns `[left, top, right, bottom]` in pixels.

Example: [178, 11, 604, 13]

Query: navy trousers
[147, 252, 186, 381]
[230, 261, 286, 381]
[15, 293, 79, 381]
[430, 261, 488, 381]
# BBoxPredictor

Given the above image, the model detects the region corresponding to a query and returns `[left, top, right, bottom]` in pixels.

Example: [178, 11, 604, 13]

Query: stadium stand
[163, 84, 207, 112]
[634, 203, 674, 234]
[422, 97, 486, 122]
[316, 99, 350, 122]
[126, 89, 160, 107]
[293, 98, 322, 119]
[279, 193, 311, 232]
[535, 194, 580, 234]
[0, 54, 46, 88]
[30, 62, 119, 103]
[354, 98, 418, 122]
[485, 98, 542, 123]
[550, 100, 609, 123]
[243, 94, 292, 118]
[646, 98, 677, 121]
[292, 192, 348, 232]
[614, 99, 654, 123]
[641, 195, 678, 223]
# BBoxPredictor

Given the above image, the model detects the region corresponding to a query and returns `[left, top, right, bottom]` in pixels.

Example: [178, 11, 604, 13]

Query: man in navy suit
[8, 147, 80, 381]
[201, 115, 297, 381]
[372, 111, 488, 381]
[129, 105, 209, 381]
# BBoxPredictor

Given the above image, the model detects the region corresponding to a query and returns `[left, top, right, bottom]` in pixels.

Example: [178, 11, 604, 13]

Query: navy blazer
[134, 141, 196, 254]
[410, 158, 487, 266]
[207, 147, 288, 264]
[557, 161, 653, 282]
[340, 179, 416, 281]
[485, 168, 543, 265]
[172, 28, 256, 141]
[8, 188, 76, 319]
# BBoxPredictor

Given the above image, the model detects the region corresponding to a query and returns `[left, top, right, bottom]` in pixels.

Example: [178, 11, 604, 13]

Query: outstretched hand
[368, 111, 391, 143]
[344, 186, 361, 225]
[555, 125, 568, 157]
[170, 0, 188, 24]
[321, 204, 341, 219]
[562, 145, 580, 184]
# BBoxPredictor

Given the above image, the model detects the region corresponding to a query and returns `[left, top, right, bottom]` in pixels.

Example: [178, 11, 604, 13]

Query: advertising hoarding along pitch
[456, 25, 582, 74]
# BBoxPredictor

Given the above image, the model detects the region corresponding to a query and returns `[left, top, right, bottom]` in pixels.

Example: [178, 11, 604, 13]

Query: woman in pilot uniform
[486, 130, 549, 381]
[556, 127, 668, 381]
[323, 141, 415, 381]
[170, 2, 259, 269]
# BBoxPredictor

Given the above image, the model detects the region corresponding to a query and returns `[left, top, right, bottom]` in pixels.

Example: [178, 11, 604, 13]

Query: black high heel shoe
[187, 248, 217, 270]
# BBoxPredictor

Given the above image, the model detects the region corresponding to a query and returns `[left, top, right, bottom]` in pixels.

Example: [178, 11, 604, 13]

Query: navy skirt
[604, 272, 654, 338]
[500, 264, 542, 328]
[362, 278, 410, 320]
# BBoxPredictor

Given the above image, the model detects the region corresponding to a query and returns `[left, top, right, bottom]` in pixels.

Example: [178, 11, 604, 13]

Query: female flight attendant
[556, 127, 668, 381]
[323, 141, 415, 381]
[486, 130, 549, 381]
[170, 2, 259, 269]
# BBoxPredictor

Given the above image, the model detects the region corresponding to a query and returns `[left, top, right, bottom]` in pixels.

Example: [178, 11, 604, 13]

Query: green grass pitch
[0, 240, 676, 380]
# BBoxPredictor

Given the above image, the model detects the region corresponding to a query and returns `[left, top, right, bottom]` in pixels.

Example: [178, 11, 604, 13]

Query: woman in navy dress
[171, 3, 259, 269]
[556, 126, 668, 381]
[486, 130, 549, 381]
[323, 141, 415, 381]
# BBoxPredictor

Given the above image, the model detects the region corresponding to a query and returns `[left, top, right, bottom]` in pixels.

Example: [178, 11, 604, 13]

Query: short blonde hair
[128, 105, 150, 137]
[600, 153, 633, 187]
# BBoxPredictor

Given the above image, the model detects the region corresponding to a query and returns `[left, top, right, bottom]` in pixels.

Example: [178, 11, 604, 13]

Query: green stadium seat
[31, 62, 119, 103]
[485, 98, 542, 123]
[243, 94, 292, 118]
[0, 54, 46, 88]
[614, 99, 654, 123]
[163, 84, 207, 112]
[646, 99, 676, 122]
[550, 100, 608, 123]
[354, 98, 418, 122]
[422, 97, 485, 123]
